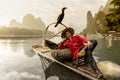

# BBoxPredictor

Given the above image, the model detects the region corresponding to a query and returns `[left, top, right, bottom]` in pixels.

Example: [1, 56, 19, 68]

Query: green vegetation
[105, 0, 120, 32]
[0, 27, 53, 36]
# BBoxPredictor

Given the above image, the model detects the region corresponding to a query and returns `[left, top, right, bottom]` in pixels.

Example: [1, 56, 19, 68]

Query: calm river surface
[0, 38, 120, 80]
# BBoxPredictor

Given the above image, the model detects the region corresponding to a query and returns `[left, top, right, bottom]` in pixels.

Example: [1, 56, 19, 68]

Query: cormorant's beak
[63, 7, 67, 10]
[64, 7, 67, 9]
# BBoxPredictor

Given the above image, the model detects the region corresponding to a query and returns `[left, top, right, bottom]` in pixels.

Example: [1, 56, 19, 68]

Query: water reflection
[0, 38, 44, 80]
[0, 71, 41, 80]
[0, 38, 120, 80]
[106, 37, 113, 48]
[0, 39, 40, 57]
[95, 38, 120, 65]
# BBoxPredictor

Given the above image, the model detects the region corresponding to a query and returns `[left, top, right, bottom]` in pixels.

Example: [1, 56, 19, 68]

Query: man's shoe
[97, 73, 104, 80]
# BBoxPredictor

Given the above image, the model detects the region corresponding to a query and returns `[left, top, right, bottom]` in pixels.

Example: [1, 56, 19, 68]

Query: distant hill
[9, 13, 46, 31]
[81, 0, 113, 34]
[103, 0, 113, 14]
[98, 5, 104, 11]
[9, 19, 21, 27]
[82, 11, 96, 34]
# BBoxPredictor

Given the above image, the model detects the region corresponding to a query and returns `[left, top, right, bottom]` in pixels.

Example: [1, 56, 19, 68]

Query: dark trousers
[84, 40, 102, 74]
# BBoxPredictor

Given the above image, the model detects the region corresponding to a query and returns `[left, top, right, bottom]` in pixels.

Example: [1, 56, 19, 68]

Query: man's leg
[85, 40, 103, 78]
[84, 40, 97, 64]
[85, 50, 101, 74]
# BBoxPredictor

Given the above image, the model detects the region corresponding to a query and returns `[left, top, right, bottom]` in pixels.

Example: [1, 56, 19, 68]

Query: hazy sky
[0, 0, 108, 29]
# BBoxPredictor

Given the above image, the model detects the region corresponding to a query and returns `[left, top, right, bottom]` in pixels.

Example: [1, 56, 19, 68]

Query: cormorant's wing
[57, 13, 64, 23]
[54, 13, 64, 27]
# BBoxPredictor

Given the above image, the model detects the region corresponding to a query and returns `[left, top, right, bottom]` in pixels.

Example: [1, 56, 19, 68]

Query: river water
[0, 38, 120, 80]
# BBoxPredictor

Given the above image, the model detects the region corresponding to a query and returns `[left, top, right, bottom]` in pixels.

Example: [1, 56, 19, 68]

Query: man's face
[65, 31, 72, 39]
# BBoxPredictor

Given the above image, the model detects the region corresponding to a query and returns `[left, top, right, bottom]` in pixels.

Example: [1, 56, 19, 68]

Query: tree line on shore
[0, 27, 54, 36]
[105, 0, 120, 32]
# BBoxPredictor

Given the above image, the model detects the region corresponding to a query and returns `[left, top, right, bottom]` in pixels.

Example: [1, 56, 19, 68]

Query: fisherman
[58, 27, 103, 79]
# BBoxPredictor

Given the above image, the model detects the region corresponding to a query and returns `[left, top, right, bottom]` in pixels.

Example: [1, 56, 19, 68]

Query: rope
[48, 29, 65, 40]
[39, 22, 67, 46]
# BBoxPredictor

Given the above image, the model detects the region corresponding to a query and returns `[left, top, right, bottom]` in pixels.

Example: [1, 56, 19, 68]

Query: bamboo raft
[32, 45, 113, 80]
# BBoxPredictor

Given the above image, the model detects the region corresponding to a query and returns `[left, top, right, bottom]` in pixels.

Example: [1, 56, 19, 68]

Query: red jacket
[59, 35, 89, 60]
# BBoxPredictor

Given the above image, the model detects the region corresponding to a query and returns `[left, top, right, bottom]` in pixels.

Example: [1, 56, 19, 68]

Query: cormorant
[54, 7, 67, 27]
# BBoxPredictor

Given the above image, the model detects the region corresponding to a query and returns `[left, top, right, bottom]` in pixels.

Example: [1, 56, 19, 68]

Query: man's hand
[87, 41, 93, 49]
[62, 38, 67, 41]
[61, 38, 68, 43]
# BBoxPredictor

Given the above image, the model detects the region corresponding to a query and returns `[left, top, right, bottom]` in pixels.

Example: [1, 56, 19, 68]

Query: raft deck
[32, 46, 113, 80]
